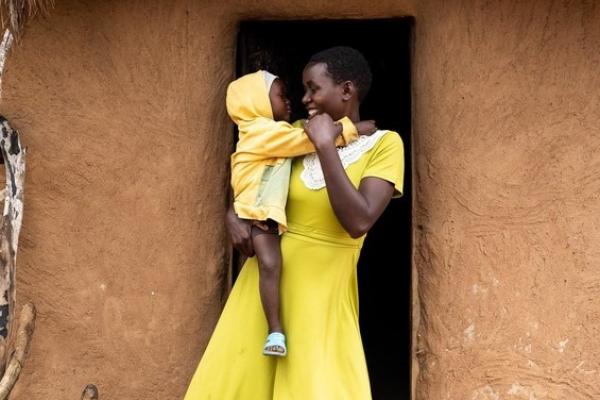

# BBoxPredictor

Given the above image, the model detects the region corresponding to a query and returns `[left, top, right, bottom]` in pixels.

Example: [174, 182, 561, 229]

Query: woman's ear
[342, 81, 356, 102]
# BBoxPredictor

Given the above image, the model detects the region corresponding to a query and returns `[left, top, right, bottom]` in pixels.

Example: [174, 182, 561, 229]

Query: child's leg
[252, 222, 283, 335]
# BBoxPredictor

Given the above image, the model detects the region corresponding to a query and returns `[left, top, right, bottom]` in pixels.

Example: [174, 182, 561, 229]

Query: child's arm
[355, 120, 378, 136]
[234, 116, 358, 159]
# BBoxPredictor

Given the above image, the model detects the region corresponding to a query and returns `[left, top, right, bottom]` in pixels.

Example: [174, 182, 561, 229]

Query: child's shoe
[262, 332, 287, 357]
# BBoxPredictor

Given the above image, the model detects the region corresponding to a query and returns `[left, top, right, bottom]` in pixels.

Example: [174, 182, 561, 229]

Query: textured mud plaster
[1, 2, 237, 399]
[413, 1, 600, 399]
[0, 0, 415, 399]
[0, 0, 599, 399]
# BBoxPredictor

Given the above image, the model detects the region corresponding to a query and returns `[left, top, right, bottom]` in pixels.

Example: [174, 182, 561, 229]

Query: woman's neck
[348, 110, 360, 123]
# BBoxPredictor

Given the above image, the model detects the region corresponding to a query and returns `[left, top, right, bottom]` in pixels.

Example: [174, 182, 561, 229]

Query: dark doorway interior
[235, 19, 413, 400]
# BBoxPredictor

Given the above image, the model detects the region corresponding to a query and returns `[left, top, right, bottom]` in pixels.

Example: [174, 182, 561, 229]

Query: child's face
[269, 79, 291, 122]
[302, 62, 346, 121]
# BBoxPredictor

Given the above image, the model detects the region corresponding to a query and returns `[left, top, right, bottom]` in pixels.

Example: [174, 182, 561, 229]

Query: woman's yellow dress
[184, 131, 404, 400]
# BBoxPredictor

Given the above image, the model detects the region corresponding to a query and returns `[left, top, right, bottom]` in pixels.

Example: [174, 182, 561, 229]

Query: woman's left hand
[304, 113, 342, 149]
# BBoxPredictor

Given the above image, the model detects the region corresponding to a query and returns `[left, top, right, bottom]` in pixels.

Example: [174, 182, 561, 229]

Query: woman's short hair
[308, 46, 372, 102]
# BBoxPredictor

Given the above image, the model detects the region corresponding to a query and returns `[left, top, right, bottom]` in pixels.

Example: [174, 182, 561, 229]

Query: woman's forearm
[305, 113, 394, 238]
[314, 142, 372, 238]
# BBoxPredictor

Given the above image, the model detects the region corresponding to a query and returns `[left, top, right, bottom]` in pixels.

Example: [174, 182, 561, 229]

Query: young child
[226, 70, 373, 357]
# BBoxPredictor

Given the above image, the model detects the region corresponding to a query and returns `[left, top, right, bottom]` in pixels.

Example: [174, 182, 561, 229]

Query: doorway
[234, 18, 413, 400]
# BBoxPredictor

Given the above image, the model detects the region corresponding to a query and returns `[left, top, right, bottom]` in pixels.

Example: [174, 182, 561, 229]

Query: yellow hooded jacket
[227, 70, 358, 231]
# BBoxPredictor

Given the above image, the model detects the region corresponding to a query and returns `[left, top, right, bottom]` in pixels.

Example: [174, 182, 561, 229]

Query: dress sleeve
[361, 132, 405, 198]
[235, 117, 358, 159]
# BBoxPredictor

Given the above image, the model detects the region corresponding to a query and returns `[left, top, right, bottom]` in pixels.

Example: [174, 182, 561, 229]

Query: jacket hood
[226, 70, 273, 124]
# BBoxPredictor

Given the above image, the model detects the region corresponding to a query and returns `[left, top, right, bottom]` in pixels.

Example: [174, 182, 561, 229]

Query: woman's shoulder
[366, 130, 404, 158]
[362, 130, 405, 197]
[376, 130, 403, 148]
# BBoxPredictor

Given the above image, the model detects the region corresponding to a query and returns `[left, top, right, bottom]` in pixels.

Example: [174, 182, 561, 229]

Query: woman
[184, 46, 404, 399]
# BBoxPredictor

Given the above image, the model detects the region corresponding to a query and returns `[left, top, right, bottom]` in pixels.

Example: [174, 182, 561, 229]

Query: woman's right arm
[225, 205, 255, 257]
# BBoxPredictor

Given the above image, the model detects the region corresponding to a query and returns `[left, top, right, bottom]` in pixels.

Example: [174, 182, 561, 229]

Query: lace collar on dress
[300, 130, 388, 190]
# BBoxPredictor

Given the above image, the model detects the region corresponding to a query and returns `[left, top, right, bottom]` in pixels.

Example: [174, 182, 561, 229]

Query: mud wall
[0, 0, 598, 399]
[413, 1, 600, 399]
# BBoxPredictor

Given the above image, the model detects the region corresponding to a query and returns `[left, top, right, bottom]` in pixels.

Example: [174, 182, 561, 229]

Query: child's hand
[305, 113, 342, 148]
[355, 120, 378, 136]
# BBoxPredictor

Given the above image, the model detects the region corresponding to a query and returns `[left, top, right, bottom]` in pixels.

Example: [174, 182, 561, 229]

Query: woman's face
[302, 62, 346, 121]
